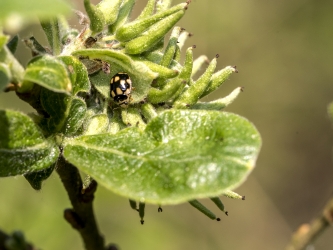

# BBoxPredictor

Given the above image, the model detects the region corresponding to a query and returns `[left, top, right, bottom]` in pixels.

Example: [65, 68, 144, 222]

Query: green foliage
[0, 110, 59, 177]
[84, 0, 105, 35]
[0, 0, 261, 218]
[21, 55, 72, 93]
[24, 163, 55, 190]
[63, 110, 260, 204]
[40, 89, 87, 135]
[6, 35, 19, 54]
[72, 49, 157, 102]
[58, 56, 90, 95]
[0, 62, 11, 91]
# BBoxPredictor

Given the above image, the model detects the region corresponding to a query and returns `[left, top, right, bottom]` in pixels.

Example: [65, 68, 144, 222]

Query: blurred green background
[1, 0, 333, 249]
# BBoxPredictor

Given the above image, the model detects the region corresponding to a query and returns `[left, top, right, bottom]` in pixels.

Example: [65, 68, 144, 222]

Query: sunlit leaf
[63, 110, 261, 204]
[72, 49, 157, 103]
[22, 55, 72, 93]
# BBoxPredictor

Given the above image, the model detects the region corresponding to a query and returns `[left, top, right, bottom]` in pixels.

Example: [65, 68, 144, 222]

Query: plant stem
[285, 197, 333, 250]
[56, 155, 105, 250]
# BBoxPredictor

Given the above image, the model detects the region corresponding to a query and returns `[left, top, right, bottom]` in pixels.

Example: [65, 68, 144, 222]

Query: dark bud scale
[110, 72, 132, 107]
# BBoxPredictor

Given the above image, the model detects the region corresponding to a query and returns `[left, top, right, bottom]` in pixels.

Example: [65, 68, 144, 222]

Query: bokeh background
[1, 0, 333, 249]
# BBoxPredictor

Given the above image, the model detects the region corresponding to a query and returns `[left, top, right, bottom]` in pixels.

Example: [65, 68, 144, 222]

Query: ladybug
[110, 72, 132, 107]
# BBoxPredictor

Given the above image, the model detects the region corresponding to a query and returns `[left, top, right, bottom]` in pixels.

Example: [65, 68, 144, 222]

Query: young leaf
[0, 44, 25, 86]
[136, 0, 156, 20]
[108, 0, 135, 34]
[23, 36, 49, 56]
[24, 163, 55, 190]
[40, 18, 61, 56]
[173, 57, 217, 108]
[83, 114, 109, 135]
[124, 9, 186, 55]
[0, 63, 11, 91]
[189, 199, 218, 220]
[0, 35, 9, 50]
[63, 110, 261, 205]
[191, 87, 243, 111]
[40, 89, 87, 136]
[73, 49, 157, 103]
[96, 0, 122, 26]
[0, 110, 59, 177]
[83, 0, 106, 35]
[201, 66, 238, 98]
[6, 35, 18, 54]
[116, 3, 187, 42]
[58, 56, 90, 95]
[22, 55, 72, 93]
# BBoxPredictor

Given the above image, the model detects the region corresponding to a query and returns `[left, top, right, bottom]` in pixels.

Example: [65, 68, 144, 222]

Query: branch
[285, 197, 333, 250]
[56, 155, 105, 250]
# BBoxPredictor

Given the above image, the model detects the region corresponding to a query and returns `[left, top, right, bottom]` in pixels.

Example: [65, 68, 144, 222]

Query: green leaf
[0, 35, 9, 50]
[124, 9, 186, 55]
[84, 0, 105, 35]
[40, 18, 61, 56]
[63, 110, 261, 205]
[6, 35, 19, 54]
[116, 3, 187, 42]
[0, 0, 71, 32]
[107, 0, 135, 34]
[23, 36, 48, 56]
[0, 63, 11, 91]
[22, 55, 72, 93]
[83, 114, 109, 135]
[136, 0, 156, 20]
[96, 0, 122, 26]
[0, 110, 59, 177]
[0, 44, 24, 86]
[58, 56, 90, 95]
[24, 163, 55, 190]
[73, 49, 157, 103]
[40, 89, 87, 136]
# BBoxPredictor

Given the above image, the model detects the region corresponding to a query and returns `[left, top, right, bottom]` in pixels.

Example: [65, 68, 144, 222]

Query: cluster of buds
[51, 0, 242, 134]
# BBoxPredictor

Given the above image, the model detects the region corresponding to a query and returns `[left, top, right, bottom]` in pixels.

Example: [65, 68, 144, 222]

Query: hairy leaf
[22, 55, 72, 93]
[58, 56, 90, 95]
[0, 110, 59, 177]
[0, 63, 11, 91]
[73, 49, 157, 103]
[40, 89, 87, 136]
[63, 110, 261, 205]
[24, 163, 55, 190]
